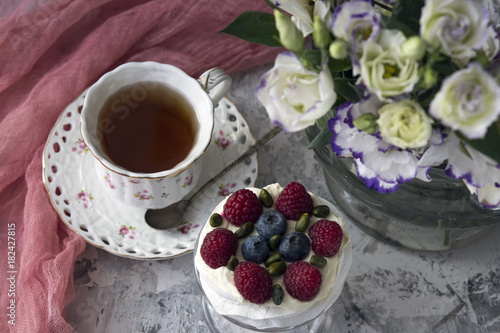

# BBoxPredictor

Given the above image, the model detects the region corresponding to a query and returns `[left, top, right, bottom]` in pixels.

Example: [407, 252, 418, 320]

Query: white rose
[358, 29, 420, 101]
[420, 0, 489, 61]
[429, 63, 500, 139]
[376, 100, 433, 149]
[272, 0, 334, 37]
[256, 52, 336, 132]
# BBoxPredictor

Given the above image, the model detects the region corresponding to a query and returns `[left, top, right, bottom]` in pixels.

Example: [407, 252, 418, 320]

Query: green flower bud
[353, 113, 378, 134]
[329, 40, 349, 60]
[401, 36, 426, 61]
[421, 68, 438, 90]
[313, 16, 330, 49]
[274, 9, 304, 54]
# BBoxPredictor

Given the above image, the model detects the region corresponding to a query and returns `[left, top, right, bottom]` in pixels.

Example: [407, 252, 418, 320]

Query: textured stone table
[65, 64, 500, 333]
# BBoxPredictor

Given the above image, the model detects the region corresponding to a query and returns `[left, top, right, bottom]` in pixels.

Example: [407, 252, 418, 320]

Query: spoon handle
[188, 126, 282, 204]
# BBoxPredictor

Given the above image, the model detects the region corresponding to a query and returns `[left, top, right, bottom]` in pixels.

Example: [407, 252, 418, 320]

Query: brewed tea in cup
[80, 62, 232, 209]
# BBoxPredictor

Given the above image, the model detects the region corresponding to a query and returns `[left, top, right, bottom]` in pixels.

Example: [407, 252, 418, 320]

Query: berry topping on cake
[241, 235, 270, 264]
[200, 228, 238, 269]
[279, 232, 310, 262]
[234, 262, 273, 304]
[275, 182, 313, 220]
[283, 261, 322, 301]
[256, 210, 288, 240]
[308, 219, 343, 257]
[223, 189, 263, 226]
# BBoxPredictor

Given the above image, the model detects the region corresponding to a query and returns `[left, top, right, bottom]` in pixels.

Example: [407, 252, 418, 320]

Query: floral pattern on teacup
[215, 130, 231, 150]
[177, 221, 200, 235]
[182, 175, 193, 188]
[72, 138, 88, 155]
[134, 190, 153, 200]
[218, 182, 237, 197]
[129, 179, 143, 184]
[118, 225, 136, 239]
[104, 173, 116, 190]
[76, 190, 93, 209]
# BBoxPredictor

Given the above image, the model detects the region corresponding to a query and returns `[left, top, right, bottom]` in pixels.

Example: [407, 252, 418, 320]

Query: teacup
[80, 61, 232, 209]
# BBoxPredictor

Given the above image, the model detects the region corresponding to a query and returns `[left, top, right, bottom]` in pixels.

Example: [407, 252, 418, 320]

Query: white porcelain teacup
[80, 61, 232, 209]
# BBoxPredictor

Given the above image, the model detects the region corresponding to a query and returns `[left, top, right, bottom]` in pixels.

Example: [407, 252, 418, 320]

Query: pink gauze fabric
[0, 1, 281, 332]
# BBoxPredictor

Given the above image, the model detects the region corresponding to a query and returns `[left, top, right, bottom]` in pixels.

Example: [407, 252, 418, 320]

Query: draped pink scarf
[0, 1, 280, 332]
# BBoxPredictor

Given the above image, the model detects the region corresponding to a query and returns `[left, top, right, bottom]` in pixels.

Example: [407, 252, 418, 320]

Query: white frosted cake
[194, 182, 352, 330]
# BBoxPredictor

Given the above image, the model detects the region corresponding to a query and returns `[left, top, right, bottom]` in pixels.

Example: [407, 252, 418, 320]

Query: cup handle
[197, 68, 232, 105]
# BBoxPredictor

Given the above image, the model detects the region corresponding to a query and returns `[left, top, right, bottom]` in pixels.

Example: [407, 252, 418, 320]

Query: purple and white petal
[355, 160, 401, 193]
[445, 138, 500, 188]
[329, 95, 420, 193]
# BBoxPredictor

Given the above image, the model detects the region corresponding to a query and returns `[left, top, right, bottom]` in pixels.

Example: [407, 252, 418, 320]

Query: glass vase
[306, 124, 500, 251]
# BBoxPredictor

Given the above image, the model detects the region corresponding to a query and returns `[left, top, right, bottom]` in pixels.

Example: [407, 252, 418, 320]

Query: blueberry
[279, 232, 310, 262]
[256, 210, 288, 240]
[241, 235, 270, 264]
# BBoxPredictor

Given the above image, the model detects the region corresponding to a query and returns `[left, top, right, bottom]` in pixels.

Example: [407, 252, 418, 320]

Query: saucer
[42, 92, 258, 259]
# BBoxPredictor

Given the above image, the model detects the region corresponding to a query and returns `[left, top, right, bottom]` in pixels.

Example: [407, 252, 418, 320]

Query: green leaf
[306, 122, 333, 149]
[386, 0, 425, 36]
[433, 61, 459, 77]
[219, 11, 282, 47]
[300, 50, 322, 72]
[328, 57, 352, 73]
[333, 78, 364, 103]
[456, 125, 500, 165]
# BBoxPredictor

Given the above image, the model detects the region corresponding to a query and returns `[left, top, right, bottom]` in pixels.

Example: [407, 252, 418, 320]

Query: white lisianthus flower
[429, 63, 500, 140]
[377, 100, 433, 149]
[358, 29, 420, 101]
[256, 52, 336, 132]
[329, 95, 432, 193]
[420, 0, 489, 62]
[272, 0, 334, 37]
[331, 0, 382, 74]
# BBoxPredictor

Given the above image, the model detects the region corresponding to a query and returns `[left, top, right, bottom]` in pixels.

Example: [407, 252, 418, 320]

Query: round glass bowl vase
[306, 124, 500, 251]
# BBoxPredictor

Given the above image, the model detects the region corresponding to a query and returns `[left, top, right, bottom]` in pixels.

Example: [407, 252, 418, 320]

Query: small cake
[194, 182, 352, 330]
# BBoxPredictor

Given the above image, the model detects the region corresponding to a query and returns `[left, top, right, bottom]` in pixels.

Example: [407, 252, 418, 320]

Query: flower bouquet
[221, 0, 500, 210]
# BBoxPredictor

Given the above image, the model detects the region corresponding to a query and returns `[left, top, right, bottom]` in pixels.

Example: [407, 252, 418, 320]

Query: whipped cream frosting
[194, 183, 352, 330]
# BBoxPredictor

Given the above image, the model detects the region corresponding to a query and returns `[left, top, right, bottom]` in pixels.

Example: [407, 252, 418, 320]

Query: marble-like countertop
[65, 64, 500, 333]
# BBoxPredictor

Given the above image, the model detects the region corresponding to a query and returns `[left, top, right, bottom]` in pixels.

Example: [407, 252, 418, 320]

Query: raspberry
[283, 261, 322, 301]
[200, 228, 238, 269]
[223, 189, 263, 227]
[308, 219, 343, 257]
[275, 182, 313, 220]
[234, 262, 273, 304]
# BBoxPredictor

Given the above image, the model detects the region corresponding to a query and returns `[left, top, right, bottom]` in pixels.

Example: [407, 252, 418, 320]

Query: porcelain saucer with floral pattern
[43, 92, 258, 259]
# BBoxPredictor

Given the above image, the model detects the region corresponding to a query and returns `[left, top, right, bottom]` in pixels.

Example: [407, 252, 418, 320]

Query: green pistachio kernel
[295, 213, 310, 232]
[234, 222, 254, 239]
[265, 252, 283, 267]
[259, 189, 273, 208]
[269, 234, 282, 251]
[209, 213, 223, 227]
[268, 260, 286, 277]
[226, 255, 238, 271]
[312, 205, 330, 218]
[310, 255, 327, 268]
[272, 284, 284, 305]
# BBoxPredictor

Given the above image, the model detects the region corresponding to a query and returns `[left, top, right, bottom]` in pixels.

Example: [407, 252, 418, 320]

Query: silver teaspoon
[144, 126, 282, 230]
